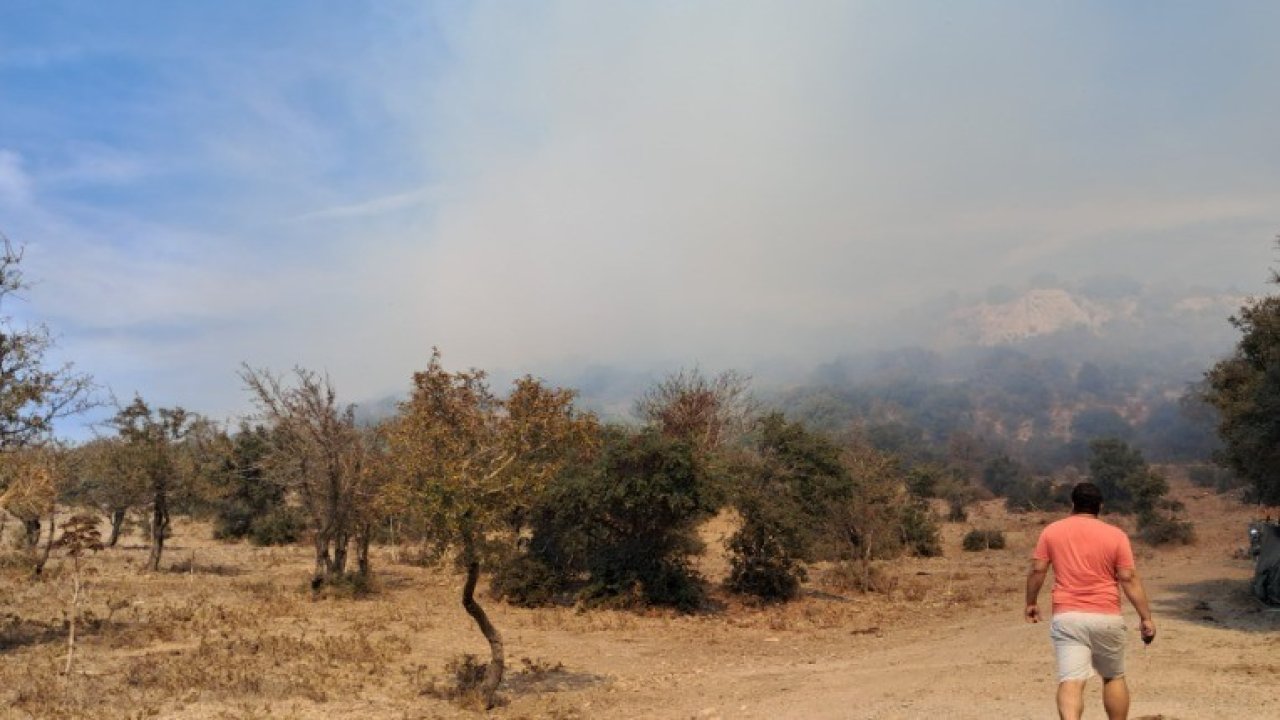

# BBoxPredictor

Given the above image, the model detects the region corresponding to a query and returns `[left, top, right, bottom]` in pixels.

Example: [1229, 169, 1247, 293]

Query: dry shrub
[962, 529, 1006, 552]
[825, 561, 898, 595]
[421, 653, 492, 709]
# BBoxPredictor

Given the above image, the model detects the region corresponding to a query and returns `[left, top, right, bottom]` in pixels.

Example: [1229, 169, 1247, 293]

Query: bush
[521, 427, 714, 610]
[1005, 477, 1061, 513]
[724, 414, 850, 601]
[898, 499, 942, 557]
[726, 515, 806, 601]
[248, 507, 304, 546]
[1137, 511, 1195, 546]
[826, 560, 898, 595]
[490, 553, 564, 608]
[962, 529, 1006, 552]
[1187, 464, 1245, 493]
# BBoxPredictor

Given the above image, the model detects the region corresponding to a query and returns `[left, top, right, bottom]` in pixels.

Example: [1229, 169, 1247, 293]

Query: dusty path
[546, 484, 1280, 720]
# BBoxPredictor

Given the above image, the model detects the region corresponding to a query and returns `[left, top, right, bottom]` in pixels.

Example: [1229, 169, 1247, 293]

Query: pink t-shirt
[1032, 514, 1135, 615]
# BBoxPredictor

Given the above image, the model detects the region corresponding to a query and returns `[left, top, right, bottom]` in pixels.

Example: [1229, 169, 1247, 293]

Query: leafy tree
[981, 455, 1024, 497]
[68, 437, 148, 547]
[726, 413, 851, 601]
[388, 350, 596, 709]
[1087, 438, 1167, 515]
[208, 423, 303, 545]
[1203, 293, 1280, 504]
[525, 427, 713, 608]
[108, 396, 199, 572]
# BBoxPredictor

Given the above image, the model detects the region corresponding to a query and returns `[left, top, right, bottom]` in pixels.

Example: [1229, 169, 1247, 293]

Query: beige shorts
[1049, 612, 1126, 682]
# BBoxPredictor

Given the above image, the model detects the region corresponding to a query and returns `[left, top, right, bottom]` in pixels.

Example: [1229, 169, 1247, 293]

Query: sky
[1, 0, 1279, 432]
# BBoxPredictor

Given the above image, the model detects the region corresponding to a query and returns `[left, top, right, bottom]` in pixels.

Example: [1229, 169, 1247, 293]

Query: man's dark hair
[1071, 482, 1103, 515]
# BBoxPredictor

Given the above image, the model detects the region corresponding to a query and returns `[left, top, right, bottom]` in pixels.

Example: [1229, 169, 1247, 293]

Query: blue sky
[2, 1, 1279, 432]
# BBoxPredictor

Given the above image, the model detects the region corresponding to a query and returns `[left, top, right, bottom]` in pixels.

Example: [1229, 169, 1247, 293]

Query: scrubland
[2, 473, 1276, 720]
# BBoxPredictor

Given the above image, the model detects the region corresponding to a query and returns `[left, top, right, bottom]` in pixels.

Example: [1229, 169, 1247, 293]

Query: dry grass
[1, 489, 1228, 718]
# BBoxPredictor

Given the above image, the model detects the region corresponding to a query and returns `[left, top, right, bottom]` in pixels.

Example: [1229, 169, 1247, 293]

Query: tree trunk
[356, 522, 372, 578]
[332, 530, 349, 576]
[313, 531, 331, 588]
[461, 552, 504, 709]
[108, 508, 126, 547]
[144, 493, 168, 573]
[32, 509, 55, 577]
[23, 517, 41, 549]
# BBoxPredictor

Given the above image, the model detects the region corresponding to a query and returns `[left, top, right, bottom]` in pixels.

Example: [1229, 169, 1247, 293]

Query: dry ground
[2, 472, 1277, 720]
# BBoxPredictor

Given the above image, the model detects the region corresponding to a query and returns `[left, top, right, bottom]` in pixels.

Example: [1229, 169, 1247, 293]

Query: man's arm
[1025, 558, 1049, 623]
[1117, 566, 1157, 641]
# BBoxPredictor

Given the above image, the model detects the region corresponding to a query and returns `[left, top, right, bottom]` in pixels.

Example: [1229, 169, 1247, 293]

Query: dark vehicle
[1252, 519, 1280, 606]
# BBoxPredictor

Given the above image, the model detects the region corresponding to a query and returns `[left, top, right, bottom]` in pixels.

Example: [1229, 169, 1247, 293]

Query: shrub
[248, 507, 304, 546]
[826, 560, 898, 595]
[962, 529, 1006, 552]
[1137, 511, 1195, 546]
[898, 499, 942, 557]
[1005, 477, 1061, 513]
[521, 427, 714, 610]
[490, 553, 564, 608]
[1187, 464, 1246, 493]
[724, 414, 851, 601]
[726, 514, 806, 601]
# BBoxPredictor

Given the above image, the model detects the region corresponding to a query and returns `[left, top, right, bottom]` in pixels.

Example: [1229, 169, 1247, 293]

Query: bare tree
[635, 368, 755, 453]
[241, 366, 371, 586]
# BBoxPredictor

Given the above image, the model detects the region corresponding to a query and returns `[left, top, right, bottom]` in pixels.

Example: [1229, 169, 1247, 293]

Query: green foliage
[1137, 510, 1195, 546]
[248, 507, 305, 546]
[489, 553, 564, 608]
[981, 455, 1024, 497]
[519, 427, 714, 610]
[1004, 476, 1060, 513]
[1071, 408, 1133, 442]
[210, 425, 288, 542]
[897, 498, 942, 557]
[1187, 464, 1245, 493]
[1087, 439, 1167, 514]
[1203, 295, 1280, 505]
[962, 529, 1006, 552]
[725, 514, 806, 601]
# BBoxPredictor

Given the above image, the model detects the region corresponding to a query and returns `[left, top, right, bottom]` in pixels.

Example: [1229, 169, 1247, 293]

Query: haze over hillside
[1, 2, 1278, 434]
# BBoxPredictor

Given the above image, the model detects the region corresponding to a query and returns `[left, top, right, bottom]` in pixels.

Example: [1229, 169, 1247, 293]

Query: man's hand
[1140, 618, 1156, 644]
[1025, 604, 1041, 623]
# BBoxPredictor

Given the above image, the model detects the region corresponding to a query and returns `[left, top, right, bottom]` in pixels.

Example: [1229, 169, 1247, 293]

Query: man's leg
[1056, 680, 1086, 720]
[1102, 676, 1129, 720]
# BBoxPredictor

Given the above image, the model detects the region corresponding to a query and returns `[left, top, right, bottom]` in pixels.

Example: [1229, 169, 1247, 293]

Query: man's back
[1034, 515, 1134, 615]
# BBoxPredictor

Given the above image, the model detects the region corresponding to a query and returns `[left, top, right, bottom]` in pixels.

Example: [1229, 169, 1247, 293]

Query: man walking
[1025, 482, 1157, 720]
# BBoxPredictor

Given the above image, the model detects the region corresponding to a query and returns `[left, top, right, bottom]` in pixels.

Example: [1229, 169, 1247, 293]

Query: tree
[208, 423, 302, 545]
[0, 237, 95, 450]
[69, 437, 148, 547]
[108, 397, 198, 572]
[388, 350, 595, 709]
[0, 236, 94, 546]
[1203, 293, 1280, 504]
[727, 413, 852, 601]
[635, 368, 754, 454]
[1087, 438, 1166, 515]
[241, 367, 372, 585]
